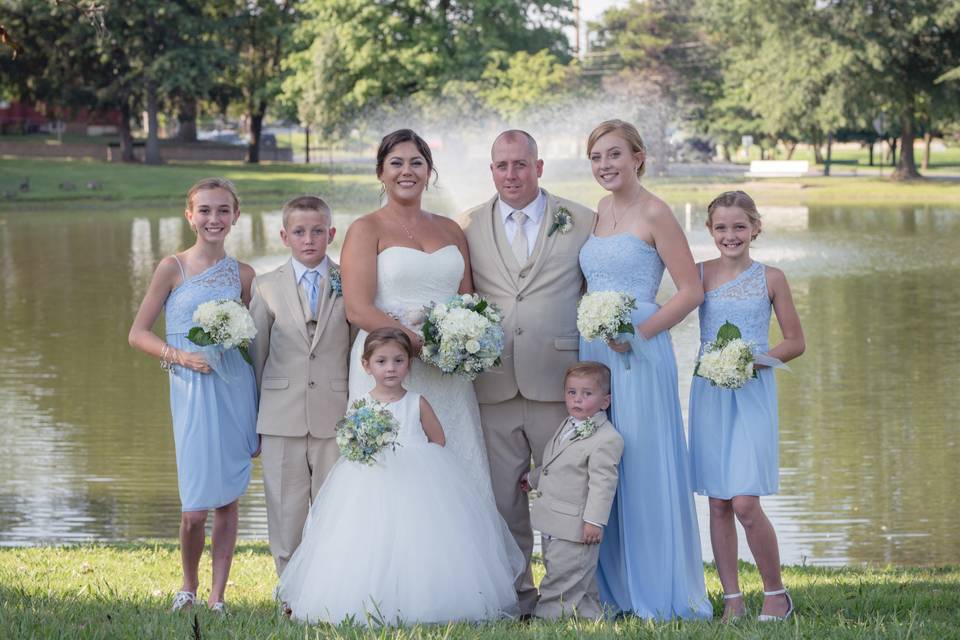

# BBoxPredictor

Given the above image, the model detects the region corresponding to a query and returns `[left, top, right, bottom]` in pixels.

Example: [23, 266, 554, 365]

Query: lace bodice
[375, 245, 464, 322]
[699, 261, 771, 352]
[165, 257, 242, 335]
[579, 234, 665, 303]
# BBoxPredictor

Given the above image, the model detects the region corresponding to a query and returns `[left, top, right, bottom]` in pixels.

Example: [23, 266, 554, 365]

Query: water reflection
[0, 201, 957, 568]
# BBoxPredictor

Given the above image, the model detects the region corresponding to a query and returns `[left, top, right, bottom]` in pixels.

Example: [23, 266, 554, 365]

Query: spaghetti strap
[171, 254, 187, 282]
[698, 262, 704, 280]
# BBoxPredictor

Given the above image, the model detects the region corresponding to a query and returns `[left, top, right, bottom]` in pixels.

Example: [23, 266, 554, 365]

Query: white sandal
[757, 588, 794, 621]
[209, 601, 227, 616]
[171, 590, 196, 612]
[721, 592, 746, 620]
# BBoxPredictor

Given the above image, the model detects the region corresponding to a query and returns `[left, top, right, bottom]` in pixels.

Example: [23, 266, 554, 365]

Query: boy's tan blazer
[460, 190, 594, 404]
[529, 411, 624, 543]
[249, 258, 350, 437]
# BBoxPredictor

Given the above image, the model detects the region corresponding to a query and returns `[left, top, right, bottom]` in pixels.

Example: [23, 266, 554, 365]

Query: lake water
[1, 192, 957, 568]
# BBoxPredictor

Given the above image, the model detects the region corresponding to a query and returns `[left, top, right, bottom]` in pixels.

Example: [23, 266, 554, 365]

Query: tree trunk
[246, 103, 265, 164]
[892, 111, 918, 179]
[785, 141, 798, 160]
[823, 133, 833, 176]
[176, 96, 198, 143]
[868, 141, 874, 167]
[304, 125, 311, 164]
[144, 79, 162, 165]
[119, 100, 136, 163]
[922, 131, 932, 172]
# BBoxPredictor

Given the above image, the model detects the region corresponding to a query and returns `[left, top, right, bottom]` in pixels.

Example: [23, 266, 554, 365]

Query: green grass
[2, 542, 958, 639]
[2, 157, 960, 213]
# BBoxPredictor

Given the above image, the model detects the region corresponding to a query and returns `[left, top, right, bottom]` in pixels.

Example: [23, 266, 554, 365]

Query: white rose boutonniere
[572, 418, 599, 441]
[547, 206, 574, 237]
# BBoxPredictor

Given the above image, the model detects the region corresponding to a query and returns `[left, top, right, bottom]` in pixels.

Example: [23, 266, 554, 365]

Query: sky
[570, 0, 627, 53]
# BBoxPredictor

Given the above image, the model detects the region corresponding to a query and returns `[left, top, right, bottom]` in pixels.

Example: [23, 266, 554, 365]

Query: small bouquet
[694, 321, 757, 389]
[187, 299, 257, 379]
[420, 293, 505, 380]
[336, 398, 401, 465]
[577, 291, 638, 369]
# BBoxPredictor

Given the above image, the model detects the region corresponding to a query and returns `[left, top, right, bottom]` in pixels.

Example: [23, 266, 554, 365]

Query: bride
[340, 128, 497, 504]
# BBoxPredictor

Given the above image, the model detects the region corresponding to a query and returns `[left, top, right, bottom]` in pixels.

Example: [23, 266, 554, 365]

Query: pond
[1, 188, 957, 568]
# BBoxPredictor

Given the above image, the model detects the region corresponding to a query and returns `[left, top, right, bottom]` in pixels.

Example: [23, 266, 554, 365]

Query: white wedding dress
[348, 245, 496, 505]
[276, 391, 523, 625]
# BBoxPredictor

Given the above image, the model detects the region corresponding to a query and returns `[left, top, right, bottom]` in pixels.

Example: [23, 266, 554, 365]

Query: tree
[282, 0, 573, 137]
[477, 49, 578, 118]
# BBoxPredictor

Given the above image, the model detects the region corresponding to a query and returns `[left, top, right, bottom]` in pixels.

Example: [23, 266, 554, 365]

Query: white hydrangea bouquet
[187, 299, 257, 380]
[577, 291, 638, 369]
[694, 321, 758, 389]
[420, 293, 505, 380]
[336, 398, 401, 465]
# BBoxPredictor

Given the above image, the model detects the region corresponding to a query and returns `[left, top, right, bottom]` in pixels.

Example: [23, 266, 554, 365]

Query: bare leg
[208, 500, 239, 606]
[732, 496, 788, 616]
[179, 510, 208, 597]
[709, 498, 745, 620]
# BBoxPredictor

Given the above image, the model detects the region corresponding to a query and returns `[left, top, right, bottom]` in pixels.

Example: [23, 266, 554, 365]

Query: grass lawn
[1, 543, 959, 639]
[1, 157, 959, 214]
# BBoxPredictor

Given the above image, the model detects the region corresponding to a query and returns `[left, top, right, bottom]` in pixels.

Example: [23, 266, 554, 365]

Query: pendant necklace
[610, 189, 641, 230]
[395, 213, 419, 240]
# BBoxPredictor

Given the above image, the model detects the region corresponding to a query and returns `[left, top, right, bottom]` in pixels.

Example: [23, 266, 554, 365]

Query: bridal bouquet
[188, 299, 256, 365]
[694, 321, 757, 389]
[336, 398, 401, 465]
[420, 293, 504, 380]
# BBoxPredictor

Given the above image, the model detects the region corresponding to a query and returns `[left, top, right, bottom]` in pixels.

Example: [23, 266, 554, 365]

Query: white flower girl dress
[277, 391, 523, 626]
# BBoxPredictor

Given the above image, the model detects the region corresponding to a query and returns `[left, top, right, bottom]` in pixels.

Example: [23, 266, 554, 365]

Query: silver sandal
[757, 588, 794, 621]
[171, 590, 196, 612]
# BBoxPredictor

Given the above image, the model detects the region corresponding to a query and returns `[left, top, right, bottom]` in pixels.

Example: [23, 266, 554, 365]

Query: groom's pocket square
[262, 377, 289, 390]
[554, 337, 580, 351]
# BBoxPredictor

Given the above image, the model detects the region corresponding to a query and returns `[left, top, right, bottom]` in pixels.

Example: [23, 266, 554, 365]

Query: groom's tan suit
[461, 189, 594, 614]
[250, 258, 350, 575]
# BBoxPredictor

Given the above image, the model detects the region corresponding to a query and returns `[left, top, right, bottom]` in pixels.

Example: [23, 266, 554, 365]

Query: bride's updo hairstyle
[375, 128, 439, 186]
[362, 327, 415, 362]
[586, 119, 647, 178]
[706, 190, 762, 240]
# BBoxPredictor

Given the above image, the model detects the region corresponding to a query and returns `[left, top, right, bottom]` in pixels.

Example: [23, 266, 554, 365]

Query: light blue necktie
[303, 270, 320, 316]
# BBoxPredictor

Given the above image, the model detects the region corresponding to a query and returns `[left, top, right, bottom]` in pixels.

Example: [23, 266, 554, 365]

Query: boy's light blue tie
[303, 270, 320, 315]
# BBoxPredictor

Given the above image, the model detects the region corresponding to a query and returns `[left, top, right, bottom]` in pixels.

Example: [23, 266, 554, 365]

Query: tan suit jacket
[249, 258, 350, 438]
[460, 190, 594, 403]
[529, 411, 624, 543]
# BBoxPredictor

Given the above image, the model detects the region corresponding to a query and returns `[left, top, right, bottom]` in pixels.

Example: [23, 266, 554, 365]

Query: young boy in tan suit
[521, 362, 624, 620]
[249, 196, 350, 577]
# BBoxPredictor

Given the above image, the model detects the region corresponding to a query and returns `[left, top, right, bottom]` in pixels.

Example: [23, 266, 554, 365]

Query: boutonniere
[329, 266, 342, 298]
[547, 206, 574, 237]
[571, 418, 599, 441]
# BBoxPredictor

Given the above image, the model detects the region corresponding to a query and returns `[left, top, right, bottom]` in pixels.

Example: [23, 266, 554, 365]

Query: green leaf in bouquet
[238, 345, 253, 366]
[616, 321, 636, 336]
[716, 321, 742, 344]
[474, 299, 488, 313]
[187, 327, 216, 347]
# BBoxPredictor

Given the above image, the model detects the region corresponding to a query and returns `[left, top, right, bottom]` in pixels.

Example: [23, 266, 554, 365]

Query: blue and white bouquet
[336, 398, 401, 465]
[420, 293, 504, 380]
[578, 290, 638, 370]
[187, 299, 257, 380]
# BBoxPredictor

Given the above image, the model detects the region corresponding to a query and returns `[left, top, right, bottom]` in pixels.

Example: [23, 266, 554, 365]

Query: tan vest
[460, 190, 596, 403]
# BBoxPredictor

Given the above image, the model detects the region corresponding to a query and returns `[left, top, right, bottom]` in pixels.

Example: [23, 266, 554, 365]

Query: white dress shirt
[497, 189, 547, 257]
[291, 256, 329, 299]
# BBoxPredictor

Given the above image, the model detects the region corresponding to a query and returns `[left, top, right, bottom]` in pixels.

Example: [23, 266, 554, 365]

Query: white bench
[745, 160, 809, 177]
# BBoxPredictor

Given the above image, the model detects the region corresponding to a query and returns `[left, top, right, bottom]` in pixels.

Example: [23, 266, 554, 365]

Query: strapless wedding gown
[348, 245, 495, 504]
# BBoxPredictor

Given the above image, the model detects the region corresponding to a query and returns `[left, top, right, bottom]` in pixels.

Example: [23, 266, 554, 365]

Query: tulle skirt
[277, 442, 524, 626]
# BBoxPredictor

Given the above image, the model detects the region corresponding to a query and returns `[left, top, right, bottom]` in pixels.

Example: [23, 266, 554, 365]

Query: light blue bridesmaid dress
[579, 234, 711, 620]
[689, 261, 779, 499]
[164, 256, 259, 512]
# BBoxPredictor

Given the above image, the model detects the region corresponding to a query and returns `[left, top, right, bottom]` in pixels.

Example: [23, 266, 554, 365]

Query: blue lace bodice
[164, 257, 242, 335]
[579, 234, 664, 304]
[698, 261, 771, 353]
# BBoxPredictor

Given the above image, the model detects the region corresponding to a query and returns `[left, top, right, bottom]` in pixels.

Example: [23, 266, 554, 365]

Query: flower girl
[688, 191, 805, 621]
[277, 328, 523, 625]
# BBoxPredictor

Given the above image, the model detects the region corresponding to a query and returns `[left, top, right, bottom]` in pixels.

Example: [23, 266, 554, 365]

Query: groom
[461, 130, 595, 615]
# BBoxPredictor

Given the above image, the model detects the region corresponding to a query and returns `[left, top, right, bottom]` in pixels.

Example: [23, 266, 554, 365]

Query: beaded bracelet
[160, 343, 176, 371]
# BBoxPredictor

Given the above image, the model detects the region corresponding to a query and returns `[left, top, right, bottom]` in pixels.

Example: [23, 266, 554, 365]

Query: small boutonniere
[572, 418, 599, 441]
[547, 206, 574, 237]
[329, 266, 342, 298]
